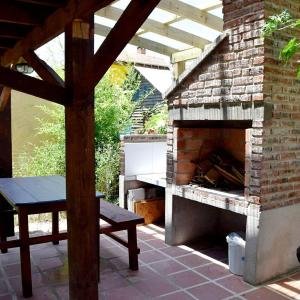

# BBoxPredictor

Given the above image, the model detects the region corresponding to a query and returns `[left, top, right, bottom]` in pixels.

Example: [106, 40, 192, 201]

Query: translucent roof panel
[171, 19, 221, 41]
[179, 0, 222, 10]
[139, 32, 192, 51]
[148, 8, 176, 23]
[112, 0, 130, 10]
[209, 7, 223, 18]
[95, 15, 116, 28]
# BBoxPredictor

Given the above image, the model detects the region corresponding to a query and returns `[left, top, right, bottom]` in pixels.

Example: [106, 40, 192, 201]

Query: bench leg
[0, 236, 7, 254]
[19, 209, 32, 298]
[127, 226, 138, 271]
[52, 212, 59, 245]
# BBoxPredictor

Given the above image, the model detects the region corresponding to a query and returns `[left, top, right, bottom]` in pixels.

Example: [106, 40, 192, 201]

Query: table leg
[128, 226, 138, 271]
[19, 209, 32, 298]
[52, 212, 59, 245]
[0, 236, 7, 254]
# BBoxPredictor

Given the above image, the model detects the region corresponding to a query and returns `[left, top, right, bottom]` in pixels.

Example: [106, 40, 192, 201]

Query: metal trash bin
[226, 232, 246, 276]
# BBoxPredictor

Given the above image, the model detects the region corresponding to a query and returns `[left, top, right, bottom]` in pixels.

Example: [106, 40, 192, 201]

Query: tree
[15, 67, 141, 202]
[263, 10, 300, 77]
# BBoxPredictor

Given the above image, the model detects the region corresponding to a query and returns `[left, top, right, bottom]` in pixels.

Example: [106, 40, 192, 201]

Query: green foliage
[15, 68, 141, 202]
[279, 37, 300, 63]
[263, 10, 300, 77]
[262, 10, 294, 37]
[143, 101, 168, 134]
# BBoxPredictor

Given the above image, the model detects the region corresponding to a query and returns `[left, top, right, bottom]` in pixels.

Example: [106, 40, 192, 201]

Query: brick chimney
[165, 0, 300, 285]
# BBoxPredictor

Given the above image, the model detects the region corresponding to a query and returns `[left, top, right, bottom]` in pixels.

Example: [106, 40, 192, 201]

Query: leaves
[262, 10, 293, 37]
[263, 10, 300, 78]
[279, 38, 300, 63]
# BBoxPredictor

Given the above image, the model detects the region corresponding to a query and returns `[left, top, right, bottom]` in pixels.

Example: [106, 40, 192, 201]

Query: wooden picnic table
[0, 175, 143, 298]
[0, 175, 103, 298]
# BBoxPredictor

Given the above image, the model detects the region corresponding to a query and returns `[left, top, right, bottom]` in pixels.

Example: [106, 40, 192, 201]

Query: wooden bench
[100, 200, 144, 270]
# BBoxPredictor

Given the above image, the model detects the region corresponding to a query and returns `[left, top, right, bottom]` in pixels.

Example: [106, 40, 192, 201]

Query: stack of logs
[190, 150, 244, 190]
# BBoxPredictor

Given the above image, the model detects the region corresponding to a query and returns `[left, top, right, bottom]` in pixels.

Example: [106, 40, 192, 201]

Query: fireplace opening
[174, 121, 251, 197]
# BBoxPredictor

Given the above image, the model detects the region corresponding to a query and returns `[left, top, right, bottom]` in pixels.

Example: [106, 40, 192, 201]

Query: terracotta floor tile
[268, 277, 300, 299]
[176, 253, 210, 268]
[0, 295, 13, 300]
[38, 257, 63, 271]
[109, 256, 132, 271]
[55, 285, 69, 300]
[195, 263, 230, 279]
[160, 246, 192, 258]
[119, 266, 158, 283]
[145, 238, 168, 249]
[138, 241, 152, 252]
[105, 285, 146, 300]
[188, 282, 233, 300]
[242, 287, 290, 300]
[217, 275, 253, 293]
[100, 246, 127, 260]
[159, 291, 195, 300]
[149, 259, 187, 275]
[168, 270, 207, 288]
[16, 286, 57, 300]
[100, 272, 129, 291]
[140, 250, 168, 264]
[132, 276, 178, 297]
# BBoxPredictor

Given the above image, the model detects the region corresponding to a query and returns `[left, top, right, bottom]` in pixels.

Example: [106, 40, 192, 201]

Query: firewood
[204, 168, 221, 186]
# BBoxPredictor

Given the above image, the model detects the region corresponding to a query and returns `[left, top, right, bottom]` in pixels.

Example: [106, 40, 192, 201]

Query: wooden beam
[0, 66, 67, 105]
[158, 0, 223, 32]
[2, 0, 115, 66]
[80, 0, 161, 97]
[0, 38, 18, 49]
[96, 6, 211, 49]
[24, 50, 64, 86]
[0, 87, 11, 112]
[16, 0, 66, 7]
[0, 24, 32, 39]
[0, 2, 48, 26]
[94, 23, 176, 56]
[172, 47, 202, 63]
[65, 16, 98, 300]
[0, 86, 12, 178]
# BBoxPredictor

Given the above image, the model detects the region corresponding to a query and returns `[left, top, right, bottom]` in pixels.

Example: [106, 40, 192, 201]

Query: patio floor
[0, 222, 299, 299]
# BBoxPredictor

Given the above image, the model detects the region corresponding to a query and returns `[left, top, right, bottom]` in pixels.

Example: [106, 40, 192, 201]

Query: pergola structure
[0, 0, 223, 299]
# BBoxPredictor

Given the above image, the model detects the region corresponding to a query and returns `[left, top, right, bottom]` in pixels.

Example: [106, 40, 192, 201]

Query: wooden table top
[0, 176, 104, 207]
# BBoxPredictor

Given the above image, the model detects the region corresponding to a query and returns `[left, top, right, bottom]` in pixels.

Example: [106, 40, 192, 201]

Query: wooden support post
[173, 61, 185, 80]
[65, 16, 99, 300]
[0, 85, 14, 253]
[0, 86, 12, 178]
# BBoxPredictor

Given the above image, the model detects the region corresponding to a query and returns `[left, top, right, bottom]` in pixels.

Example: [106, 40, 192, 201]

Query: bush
[15, 67, 141, 202]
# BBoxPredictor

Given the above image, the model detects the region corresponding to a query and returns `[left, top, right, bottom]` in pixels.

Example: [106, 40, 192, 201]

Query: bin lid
[226, 232, 246, 247]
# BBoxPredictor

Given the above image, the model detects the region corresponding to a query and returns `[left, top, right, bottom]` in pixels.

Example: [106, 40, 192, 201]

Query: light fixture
[14, 58, 34, 74]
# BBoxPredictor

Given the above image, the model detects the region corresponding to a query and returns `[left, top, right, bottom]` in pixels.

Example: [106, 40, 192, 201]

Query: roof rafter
[80, 0, 162, 98]
[0, 66, 67, 105]
[158, 0, 223, 32]
[95, 23, 176, 57]
[24, 50, 64, 87]
[96, 6, 210, 49]
[1, 0, 115, 66]
[0, 2, 50, 26]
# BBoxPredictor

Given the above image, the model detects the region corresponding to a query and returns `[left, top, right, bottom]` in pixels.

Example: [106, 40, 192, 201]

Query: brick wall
[172, 127, 246, 186]
[166, 0, 300, 210]
[261, 0, 300, 209]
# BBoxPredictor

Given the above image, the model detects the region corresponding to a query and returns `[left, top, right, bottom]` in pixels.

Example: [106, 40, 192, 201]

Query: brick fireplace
[165, 0, 300, 285]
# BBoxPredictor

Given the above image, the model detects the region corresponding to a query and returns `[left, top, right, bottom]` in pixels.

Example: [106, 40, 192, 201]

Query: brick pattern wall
[171, 127, 246, 186]
[167, 1, 265, 108]
[260, 0, 300, 209]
